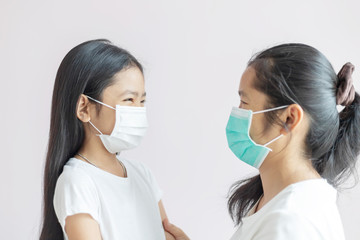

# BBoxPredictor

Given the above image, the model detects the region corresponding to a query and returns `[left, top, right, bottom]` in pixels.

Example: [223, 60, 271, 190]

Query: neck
[258, 150, 321, 205]
[76, 132, 119, 167]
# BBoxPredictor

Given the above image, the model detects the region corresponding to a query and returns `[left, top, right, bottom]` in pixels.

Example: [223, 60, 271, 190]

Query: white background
[1, 0, 360, 239]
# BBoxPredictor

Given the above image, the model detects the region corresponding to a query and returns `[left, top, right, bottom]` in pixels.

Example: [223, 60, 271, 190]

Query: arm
[158, 201, 190, 240]
[163, 218, 190, 240]
[158, 200, 168, 221]
[159, 200, 177, 240]
[65, 213, 102, 240]
[65, 203, 165, 240]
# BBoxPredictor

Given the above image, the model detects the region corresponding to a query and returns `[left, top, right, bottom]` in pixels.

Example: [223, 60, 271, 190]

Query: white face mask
[85, 95, 148, 154]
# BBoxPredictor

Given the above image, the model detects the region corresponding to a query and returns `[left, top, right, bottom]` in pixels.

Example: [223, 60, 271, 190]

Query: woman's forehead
[239, 67, 257, 96]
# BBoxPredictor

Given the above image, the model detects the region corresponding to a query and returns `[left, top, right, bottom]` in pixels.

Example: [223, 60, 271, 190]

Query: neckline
[253, 194, 263, 213]
[69, 156, 130, 181]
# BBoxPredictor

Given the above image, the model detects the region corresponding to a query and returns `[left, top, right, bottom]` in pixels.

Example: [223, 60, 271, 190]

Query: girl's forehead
[103, 68, 145, 97]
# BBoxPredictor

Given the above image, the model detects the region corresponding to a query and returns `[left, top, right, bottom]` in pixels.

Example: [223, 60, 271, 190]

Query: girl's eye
[124, 98, 134, 102]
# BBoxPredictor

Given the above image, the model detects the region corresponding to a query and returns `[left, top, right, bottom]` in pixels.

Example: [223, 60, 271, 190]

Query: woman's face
[89, 66, 145, 135]
[238, 66, 281, 146]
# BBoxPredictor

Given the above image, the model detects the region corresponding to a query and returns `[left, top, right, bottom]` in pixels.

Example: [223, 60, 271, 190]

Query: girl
[164, 43, 360, 239]
[40, 39, 173, 240]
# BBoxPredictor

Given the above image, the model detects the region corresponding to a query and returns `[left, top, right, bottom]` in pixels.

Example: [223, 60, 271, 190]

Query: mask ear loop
[85, 95, 116, 110]
[253, 105, 289, 114]
[88, 121, 103, 136]
[253, 105, 288, 149]
[84, 95, 117, 137]
[263, 134, 283, 149]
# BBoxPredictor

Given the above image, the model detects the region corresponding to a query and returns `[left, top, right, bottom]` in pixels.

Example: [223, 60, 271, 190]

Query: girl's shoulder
[56, 158, 97, 189]
[53, 158, 100, 228]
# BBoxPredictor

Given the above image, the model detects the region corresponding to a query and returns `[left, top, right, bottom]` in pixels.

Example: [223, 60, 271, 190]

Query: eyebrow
[120, 90, 146, 97]
[238, 90, 248, 98]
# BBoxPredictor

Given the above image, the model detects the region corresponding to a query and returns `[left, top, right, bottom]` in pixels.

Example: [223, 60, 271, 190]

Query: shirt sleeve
[145, 165, 163, 202]
[252, 210, 323, 240]
[53, 167, 100, 230]
[134, 160, 163, 202]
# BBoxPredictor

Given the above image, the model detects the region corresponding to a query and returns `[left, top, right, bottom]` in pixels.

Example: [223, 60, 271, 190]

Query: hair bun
[337, 62, 355, 106]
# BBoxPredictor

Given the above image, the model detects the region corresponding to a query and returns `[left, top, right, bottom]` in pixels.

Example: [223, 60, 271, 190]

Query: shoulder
[252, 179, 342, 239]
[268, 179, 337, 212]
[54, 159, 101, 229]
[286, 179, 337, 212]
[258, 210, 321, 238]
[55, 158, 98, 198]
[262, 209, 314, 225]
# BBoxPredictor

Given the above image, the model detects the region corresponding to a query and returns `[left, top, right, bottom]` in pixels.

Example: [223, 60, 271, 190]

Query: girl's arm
[65, 213, 102, 240]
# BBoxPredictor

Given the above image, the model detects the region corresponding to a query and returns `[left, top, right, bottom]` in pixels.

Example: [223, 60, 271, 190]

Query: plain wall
[1, 0, 360, 239]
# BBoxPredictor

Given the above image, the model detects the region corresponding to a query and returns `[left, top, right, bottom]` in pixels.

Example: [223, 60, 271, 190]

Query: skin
[237, 66, 321, 211]
[164, 66, 321, 238]
[66, 66, 175, 240]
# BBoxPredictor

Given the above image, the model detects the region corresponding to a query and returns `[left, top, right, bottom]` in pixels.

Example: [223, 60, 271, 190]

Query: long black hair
[40, 39, 143, 240]
[228, 43, 360, 225]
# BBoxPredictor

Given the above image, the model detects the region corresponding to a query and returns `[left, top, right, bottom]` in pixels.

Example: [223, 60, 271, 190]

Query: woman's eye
[241, 100, 248, 105]
[141, 99, 146, 104]
[124, 98, 134, 102]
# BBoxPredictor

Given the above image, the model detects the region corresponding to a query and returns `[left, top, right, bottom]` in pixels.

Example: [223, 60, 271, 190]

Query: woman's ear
[280, 104, 304, 135]
[76, 94, 91, 123]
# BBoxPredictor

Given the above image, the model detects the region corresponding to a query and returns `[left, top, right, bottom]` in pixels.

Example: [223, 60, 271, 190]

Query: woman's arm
[65, 213, 102, 240]
[158, 200, 168, 221]
[162, 218, 190, 240]
[158, 201, 190, 240]
[159, 200, 177, 240]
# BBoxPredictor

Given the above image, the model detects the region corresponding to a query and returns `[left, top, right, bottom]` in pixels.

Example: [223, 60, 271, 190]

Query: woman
[40, 39, 174, 240]
[165, 43, 360, 239]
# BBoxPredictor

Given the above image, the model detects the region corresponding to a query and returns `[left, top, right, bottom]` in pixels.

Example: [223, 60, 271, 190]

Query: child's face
[90, 66, 146, 135]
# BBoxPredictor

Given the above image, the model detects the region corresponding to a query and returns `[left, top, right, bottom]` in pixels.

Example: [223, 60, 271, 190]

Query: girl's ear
[280, 104, 304, 135]
[76, 94, 91, 122]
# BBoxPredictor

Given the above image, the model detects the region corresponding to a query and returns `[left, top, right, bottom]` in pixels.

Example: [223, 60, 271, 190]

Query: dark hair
[228, 43, 360, 225]
[40, 39, 143, 239]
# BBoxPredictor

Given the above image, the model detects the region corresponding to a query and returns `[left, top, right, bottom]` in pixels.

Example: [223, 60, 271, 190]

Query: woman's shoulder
[286, 178, 337, 209]
[258, 205, 344, 240]
[271, 179, 336, 206]
[258, 178, 340, 226]
[254, 179, 337, 220]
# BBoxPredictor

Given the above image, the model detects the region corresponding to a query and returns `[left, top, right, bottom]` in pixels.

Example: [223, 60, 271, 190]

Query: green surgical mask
[226, 106, 287, 169]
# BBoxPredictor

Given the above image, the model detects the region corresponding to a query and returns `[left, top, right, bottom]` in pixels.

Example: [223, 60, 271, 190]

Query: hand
[165, 231, 176, 240]
[162, 218, 190, 240]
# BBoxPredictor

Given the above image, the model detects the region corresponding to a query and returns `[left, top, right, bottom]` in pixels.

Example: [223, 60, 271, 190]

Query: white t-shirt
[53, 156, 165, 240]
[230, 179, 345, 240]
